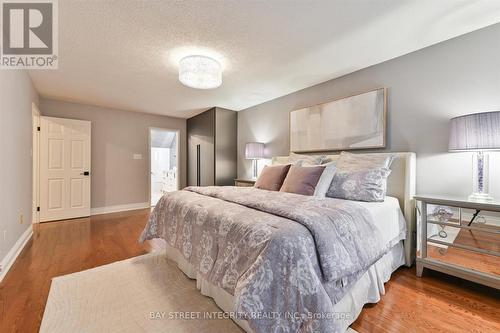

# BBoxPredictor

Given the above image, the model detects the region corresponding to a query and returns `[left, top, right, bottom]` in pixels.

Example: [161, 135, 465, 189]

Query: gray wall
[238, 23, 500, 199]
[40, 99, 186, 209]
[0, 71, 39, 265]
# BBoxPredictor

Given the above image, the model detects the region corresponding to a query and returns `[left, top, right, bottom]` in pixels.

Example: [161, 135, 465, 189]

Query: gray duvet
[140, 186, 397, 333]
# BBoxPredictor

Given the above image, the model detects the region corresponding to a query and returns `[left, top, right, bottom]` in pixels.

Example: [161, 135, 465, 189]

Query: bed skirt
[163, 241, 405, 333]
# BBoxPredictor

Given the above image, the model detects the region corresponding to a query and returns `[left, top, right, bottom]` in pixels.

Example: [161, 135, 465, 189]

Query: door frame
[148, 127, 180, 206]
[32, 103, 41, 224]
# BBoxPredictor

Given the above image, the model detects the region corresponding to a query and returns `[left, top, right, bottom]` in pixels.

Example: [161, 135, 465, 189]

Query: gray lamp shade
[449, 111, 500, 151]
[245, 142, 265, 159]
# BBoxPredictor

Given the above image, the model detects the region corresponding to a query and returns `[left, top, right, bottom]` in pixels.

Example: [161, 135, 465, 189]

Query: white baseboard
[0, 225, 33, 282]
[90, 202, 150, 216]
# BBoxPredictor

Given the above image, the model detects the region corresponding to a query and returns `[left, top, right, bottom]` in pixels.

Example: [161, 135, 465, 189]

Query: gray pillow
[326, 168, 392, 202]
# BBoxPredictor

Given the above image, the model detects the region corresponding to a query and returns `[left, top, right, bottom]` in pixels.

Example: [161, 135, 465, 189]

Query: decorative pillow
[272, 153, 327, 166]
[290, 152, 326, 165]
[313, 162, 337, 197]
[326, 168, 392, 202]
[254, 164, 291, 191]
[271, 157, 301, 166]
[319, 156, 333, 164]
[336, 151, 394, 171]
[280, 165, 326, 196]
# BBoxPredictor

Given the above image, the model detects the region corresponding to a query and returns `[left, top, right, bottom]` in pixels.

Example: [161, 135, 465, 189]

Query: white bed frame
[273, 152, 417, 267]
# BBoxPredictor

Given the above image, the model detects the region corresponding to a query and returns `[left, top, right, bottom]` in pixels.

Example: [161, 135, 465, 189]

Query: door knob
[81, 171, 90, 176]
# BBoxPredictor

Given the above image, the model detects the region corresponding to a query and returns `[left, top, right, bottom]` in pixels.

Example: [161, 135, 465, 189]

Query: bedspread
[140, 186, 393, 333]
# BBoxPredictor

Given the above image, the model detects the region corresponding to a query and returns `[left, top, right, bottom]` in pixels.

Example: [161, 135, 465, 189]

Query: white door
[40, 117, 91, 222]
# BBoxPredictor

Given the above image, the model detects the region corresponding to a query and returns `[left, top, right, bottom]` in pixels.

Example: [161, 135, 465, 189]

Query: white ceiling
[29, 0, 500, 119]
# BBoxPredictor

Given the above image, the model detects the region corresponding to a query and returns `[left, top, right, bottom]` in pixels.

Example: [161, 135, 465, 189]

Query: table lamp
[449, 111, 500, 201]
[245, 142, 265, 179]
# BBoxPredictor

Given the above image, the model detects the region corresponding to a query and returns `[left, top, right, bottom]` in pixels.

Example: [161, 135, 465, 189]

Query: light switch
[133, 154, 142, 160]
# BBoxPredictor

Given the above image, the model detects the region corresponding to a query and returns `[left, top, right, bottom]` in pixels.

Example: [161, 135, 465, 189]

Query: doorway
[150, 128, 179, 206]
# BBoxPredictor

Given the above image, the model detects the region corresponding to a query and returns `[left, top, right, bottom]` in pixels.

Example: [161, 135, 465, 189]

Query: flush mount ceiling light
[178, 55, 222, 89]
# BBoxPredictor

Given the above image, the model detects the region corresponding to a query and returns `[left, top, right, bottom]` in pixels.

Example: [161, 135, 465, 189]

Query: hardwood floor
[0, 209, 152, 333]
[0, 209, 498, 333]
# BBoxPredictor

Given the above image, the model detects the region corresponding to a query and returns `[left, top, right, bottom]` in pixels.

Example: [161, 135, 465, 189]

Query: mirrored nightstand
[415, 195, 500, 289]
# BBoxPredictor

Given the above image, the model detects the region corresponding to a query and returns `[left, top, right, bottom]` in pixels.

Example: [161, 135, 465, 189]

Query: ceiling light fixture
[178, 55, 222, 89]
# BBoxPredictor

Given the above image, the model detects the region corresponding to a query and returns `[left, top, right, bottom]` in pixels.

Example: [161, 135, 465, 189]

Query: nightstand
[234, 179, 255, 187]
[415, 195, 500, 289]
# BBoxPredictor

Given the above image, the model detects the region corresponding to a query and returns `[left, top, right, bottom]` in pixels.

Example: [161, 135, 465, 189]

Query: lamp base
[468, 193, 494, 202]
[252, 159, 258, 180]
[470, 151, 493, 202]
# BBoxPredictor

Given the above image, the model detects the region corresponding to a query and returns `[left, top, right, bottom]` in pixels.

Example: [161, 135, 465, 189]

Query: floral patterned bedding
[140, 186, 397, 333]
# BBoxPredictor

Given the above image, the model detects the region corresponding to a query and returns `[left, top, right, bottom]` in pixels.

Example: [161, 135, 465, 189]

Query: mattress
[355, 196, 407, 246]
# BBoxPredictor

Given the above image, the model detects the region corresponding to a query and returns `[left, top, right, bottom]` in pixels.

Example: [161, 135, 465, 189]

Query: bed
[140, 152, 416, 333]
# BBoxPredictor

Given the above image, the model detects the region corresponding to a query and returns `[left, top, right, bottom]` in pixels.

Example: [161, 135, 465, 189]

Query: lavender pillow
[280, 165, 326, 196]
[254, 164, 291, 191]
[326, 168, 392, 202]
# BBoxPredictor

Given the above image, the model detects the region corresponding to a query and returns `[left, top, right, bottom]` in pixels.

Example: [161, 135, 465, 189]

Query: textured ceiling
[29, 0, 500, 118]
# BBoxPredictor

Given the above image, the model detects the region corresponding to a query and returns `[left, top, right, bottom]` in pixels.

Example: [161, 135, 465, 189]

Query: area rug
[40, 253, 358, 333]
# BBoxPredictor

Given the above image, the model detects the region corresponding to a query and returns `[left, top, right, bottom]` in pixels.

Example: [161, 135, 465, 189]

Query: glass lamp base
[468, 193, 494, 202]
[252, 159, 258, 180]
[470, 151, 493, 202]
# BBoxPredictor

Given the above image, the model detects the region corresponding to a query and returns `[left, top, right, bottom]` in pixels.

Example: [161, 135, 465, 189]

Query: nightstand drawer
[234, 179, 255, 187]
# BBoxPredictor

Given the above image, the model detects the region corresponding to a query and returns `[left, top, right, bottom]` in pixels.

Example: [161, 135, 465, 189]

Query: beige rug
[41, 253, 358, 333]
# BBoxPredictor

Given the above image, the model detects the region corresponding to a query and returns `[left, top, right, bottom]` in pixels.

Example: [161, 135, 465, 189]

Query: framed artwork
[289, 88, 387, 153]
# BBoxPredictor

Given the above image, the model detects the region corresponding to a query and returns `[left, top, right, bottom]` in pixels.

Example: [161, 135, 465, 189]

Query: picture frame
[289, 88, 387, 153]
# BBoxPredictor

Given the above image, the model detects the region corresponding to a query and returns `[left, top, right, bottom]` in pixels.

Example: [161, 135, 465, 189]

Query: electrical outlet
[20, 214, 24, 224]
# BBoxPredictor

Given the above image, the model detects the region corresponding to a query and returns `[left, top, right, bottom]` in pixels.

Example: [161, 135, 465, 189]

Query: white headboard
[273, 152, 416, 267]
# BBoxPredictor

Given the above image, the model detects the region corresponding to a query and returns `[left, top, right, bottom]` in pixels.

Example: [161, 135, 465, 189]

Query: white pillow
[313, 162, 337, 197]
